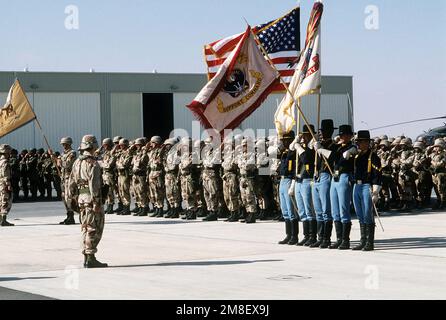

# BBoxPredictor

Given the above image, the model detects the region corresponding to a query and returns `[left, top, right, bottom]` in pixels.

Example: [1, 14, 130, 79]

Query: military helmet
[0, 144, 12, 154]
[180, 137, 192, 145]
[255, 138, 266, 148]
[392, 137, 402, 145]
[400, 138, 412, 146]
[379, 140, 390, 148]
[379, 135, 388, 140]
[134, 138, 146, 145]
[60, 136, 73, 145]
[417, 136, 426, 143]
[119, 138, 129, 146]
[79, 135, 98, 151]
[434, 138, 445, 148]
[413, 141, 424, 149]
[164, 138, 176, 146]
[102, 138, 113, 146]
[204, 137, 213, 144]
[150, 136, 162, 144]
[113, 136, 123, 144]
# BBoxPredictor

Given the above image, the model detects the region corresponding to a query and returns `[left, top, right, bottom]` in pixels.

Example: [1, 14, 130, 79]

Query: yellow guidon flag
[0, 79, 36, 138]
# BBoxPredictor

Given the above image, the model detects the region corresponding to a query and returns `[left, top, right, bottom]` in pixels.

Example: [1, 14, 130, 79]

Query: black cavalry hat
[302, 124, 315, 134]
[281, 130, 295, 140]
[356, 130, 372, 141]
[338, 124, 354, 136]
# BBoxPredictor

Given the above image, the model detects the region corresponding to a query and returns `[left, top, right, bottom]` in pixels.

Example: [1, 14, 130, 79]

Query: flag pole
[248, 27, 334, 175]
[17, 80, 62, 176]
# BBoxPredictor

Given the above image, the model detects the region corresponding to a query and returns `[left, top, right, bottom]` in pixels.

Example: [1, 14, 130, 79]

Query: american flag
[204, 7, 300, 92]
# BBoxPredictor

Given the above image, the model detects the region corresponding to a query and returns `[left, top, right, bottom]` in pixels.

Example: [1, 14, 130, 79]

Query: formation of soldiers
[0, 125, 445, 261]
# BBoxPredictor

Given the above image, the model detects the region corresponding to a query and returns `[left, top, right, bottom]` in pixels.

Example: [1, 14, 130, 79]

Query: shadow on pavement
[373, 237, 446, 250]
[110, 259, 283, 269]
[0, 276, 56, 282]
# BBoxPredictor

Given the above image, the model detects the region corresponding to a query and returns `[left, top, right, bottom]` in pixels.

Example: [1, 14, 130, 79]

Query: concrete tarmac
[0, 201, 445, 300]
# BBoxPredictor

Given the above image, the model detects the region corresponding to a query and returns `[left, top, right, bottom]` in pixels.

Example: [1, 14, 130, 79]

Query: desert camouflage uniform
[221, 146, 240, 213]
[69, 150, 104, 255]
[430, 150, 446, 206]
[164, 145, 181, 210]
[101, 149, 116, 207]
[201, 145, 220, 212]
[0, 154, 12, 217]
[179, 149, 198, 212]
[132, 147, 149, 209]
[412, 148, 433, 206]
[61, 148, 77, 211]
[148, 146, 165, 210]
[237, 148, 258, 214]
[116, 148, 133, 207]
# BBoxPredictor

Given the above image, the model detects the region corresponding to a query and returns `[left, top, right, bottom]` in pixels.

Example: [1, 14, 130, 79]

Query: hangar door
[142, 93, 174, 140]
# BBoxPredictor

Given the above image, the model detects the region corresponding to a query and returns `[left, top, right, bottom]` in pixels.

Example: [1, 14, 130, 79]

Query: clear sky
[1, 0, 445, 139]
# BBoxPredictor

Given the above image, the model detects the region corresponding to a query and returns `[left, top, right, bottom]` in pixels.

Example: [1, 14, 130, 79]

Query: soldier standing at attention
[69, 135, 107, 268]
[0, 144, 14, 226]
[237, 138, 258, 224]
[164, 138, 182, 219]
[26, 148, 39, 201]
[221, 137, 242, 222]
[111, 136, 124, 213]
[201, 137, 220, 222]
[179, 137, 198, 220]
[317, 125, 356, 249]
[147, 136, 166, 218]
[59, 137, 77, 225]
[351, 130, 382, 251]
[19, 150, 29, 201]
[131, 138, 149, 216]
[291, 125, 316, 246]
[9, 149, 20, 203]
[101, 138, 117, 214]
[430, 139, 446, 210]
[115, 138, 133, 216]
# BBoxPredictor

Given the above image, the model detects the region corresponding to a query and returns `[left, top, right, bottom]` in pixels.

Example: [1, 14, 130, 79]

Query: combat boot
[181, 209, 189, 219]
[1, 215, 14, 227]
[297, 221, 310, 246]
[85, 254, 108, 268]
[137, 206, 148, 216]
[155, 208, 164, 218]
[130, 204, 139, 213]
[169, 207, 180, 218]
[196, 207, 207, 218]
[257, 209, 265, 220]
[149, 208, 159, 217]
[120, 205, 131, 216]
[338, 222, 352, 250]
[228, 210, 240, 222]
[329, 221, 343, 249]
[62, 211, 76, 225]
[278, 219, 291, 244]
[224, 211, 234, 222]
[245, 211, 256, 224]
[105, 204, 114, 215]
[310, 221, 325, 248]
[113, 202, 124, 213]
[320, 221, 333, 248]
[352, 223, 367, 250]
[203, 211, 218, 221]
[288, 219, 299, 245]
[362, 223, 375, 251]
[186, 209, 197, 220]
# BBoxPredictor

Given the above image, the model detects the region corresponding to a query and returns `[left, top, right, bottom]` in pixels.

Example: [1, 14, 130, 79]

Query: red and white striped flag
[204, 7, 300, 92]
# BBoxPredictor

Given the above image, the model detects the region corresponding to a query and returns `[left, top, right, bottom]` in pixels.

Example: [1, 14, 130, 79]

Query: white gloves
[313, 141, 322, 151]
[317, 148, 332, 159]
[288, 180, 296, 196]
[289, 137, 299, 151]
[342, 146, 358, 160]
[372, 185, 381, 204]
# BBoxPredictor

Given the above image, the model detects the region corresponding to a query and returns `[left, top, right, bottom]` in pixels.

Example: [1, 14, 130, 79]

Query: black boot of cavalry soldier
[304, 220, 317, 246]
[310, 221, 325, 248]
[278, 219, 291, 244]
[1, 215, 14, 227]
[288, 219, 299, 245]
[320, 221, 333, 248]
[338, 222, 352, 250]
[297, 221, 310, 246]
[85, 254, 108, 268]
[352, 224, 367, 250]
[329, 221, 343, 249]
[363, 223, 376, 251]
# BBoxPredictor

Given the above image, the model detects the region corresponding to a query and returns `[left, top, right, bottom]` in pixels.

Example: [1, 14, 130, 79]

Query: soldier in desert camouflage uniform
[131, 138, 149, 216]
[147, 136, 166, 218]
[164, 138, 182, 219]
[68, 135, 107, 268]
[430, 139, 446, 209]
[115, 138, 133, 215]
[0, 144, 14, 226]
[59, 137, 77, 225]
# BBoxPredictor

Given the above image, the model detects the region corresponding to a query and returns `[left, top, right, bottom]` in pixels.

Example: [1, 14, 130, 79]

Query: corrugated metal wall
[172, 92, 351, 137]
[110, 93, 143, 140]
[0, 92, 101, 151]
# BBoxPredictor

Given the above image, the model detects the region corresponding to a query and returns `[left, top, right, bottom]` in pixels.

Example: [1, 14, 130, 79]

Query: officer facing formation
[0, 144, 14, 226]
[59, 137, 77, 225]
[68, 135, 107, 268]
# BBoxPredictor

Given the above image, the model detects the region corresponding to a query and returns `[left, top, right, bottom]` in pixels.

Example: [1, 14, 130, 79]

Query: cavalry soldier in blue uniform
[352, 130, 382, 251]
